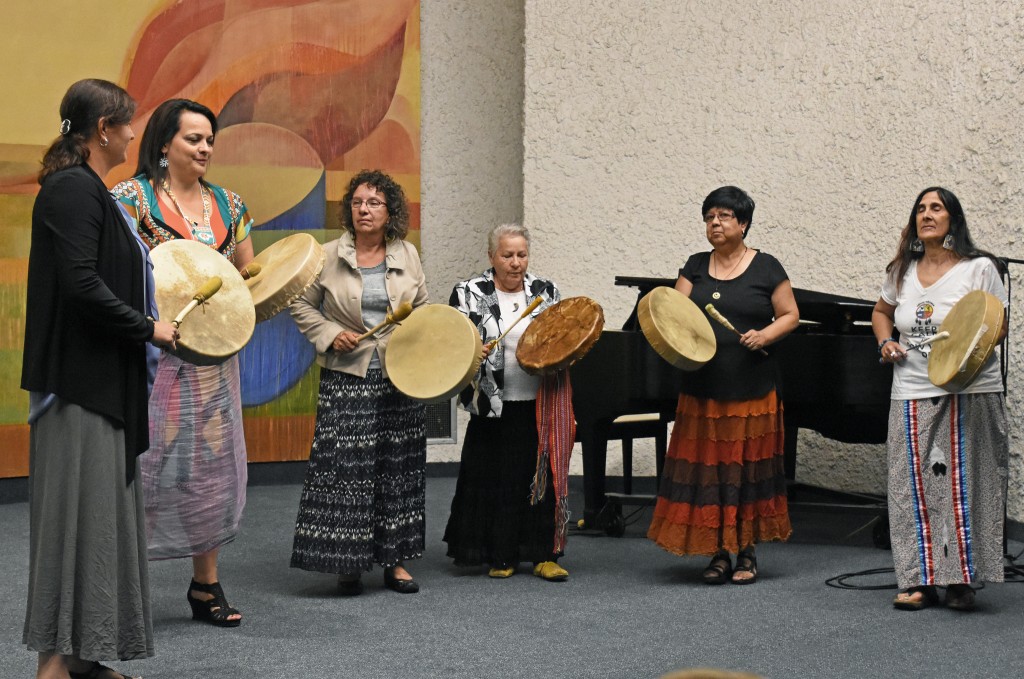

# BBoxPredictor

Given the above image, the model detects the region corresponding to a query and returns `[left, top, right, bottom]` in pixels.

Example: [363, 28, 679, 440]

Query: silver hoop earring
[942, 234, 955, 250]
[910, 239, 924, 253]
[99, 137, 109, 148]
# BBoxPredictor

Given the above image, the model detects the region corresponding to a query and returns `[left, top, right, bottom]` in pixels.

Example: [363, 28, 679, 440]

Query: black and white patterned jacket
[448, 269, 560, 417]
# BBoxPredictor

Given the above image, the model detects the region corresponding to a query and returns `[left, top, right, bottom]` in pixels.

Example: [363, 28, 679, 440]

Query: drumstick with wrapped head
[171, 276, 223, 328]
[240, 262, 262, 280]
[877, 331, 950, 364]
[705, 303, 769, 357]
[486, 296, 543, 351]
[356, 300, 414, 341]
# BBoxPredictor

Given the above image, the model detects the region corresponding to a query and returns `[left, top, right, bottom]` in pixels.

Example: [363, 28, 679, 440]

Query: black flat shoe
[384, 569, 419, 594]
[337, 575, 364, 596]
[69, 661, 140, 679]
[187, 579, 242, 627]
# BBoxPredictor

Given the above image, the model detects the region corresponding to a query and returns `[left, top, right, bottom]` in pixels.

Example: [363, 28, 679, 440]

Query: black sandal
[731, 549, 758, 584]
[702, 551, 732, 585]
[187, 579, 242, 627]
[69, 662, 139, 679]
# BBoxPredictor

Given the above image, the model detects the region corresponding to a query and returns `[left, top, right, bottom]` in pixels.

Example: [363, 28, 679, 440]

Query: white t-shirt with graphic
[880, 257, 1007, 400]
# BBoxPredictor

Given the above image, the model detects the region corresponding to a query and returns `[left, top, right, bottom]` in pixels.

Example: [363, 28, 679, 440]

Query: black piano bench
[595, 413, 667, 537]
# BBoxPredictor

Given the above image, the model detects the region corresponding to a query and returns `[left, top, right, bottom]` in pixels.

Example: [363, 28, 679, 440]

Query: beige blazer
[290, 232, 429, 377]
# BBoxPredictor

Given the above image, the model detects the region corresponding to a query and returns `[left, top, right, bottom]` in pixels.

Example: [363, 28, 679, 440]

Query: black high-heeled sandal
[187, 579, 242, 627]
[68, 661, 139, 679]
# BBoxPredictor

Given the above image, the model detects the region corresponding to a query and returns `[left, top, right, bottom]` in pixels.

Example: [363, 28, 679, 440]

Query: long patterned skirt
[23, 400, 153, 661]
[142, 353, 248, 560]
[291, 368, 426, 574]
[888, 393, 1007, 589]
[443, 401, 559, 568]
[648, 390, 791, 556]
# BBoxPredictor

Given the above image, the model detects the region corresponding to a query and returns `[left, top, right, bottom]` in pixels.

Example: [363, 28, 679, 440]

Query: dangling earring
[910, 239, 924, 253]
[159, 154, 169, 168]
[942, 234, 955, 250]
[99, 136, 109, 148]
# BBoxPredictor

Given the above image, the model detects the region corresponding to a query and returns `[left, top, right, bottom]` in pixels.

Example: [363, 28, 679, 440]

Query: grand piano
[569, 276, 891, 529]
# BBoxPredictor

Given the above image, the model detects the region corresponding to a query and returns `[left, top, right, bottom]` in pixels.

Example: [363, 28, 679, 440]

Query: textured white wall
[420, 1, 525, 463]
[519, 0, 1024, 518]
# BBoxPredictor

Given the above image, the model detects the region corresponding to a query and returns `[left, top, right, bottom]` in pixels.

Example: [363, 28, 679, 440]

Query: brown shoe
[944, 584, 976, 611]
[893, 585, 939, 610]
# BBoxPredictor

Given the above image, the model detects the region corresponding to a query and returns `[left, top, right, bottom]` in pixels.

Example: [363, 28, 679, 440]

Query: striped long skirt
[887, 393, 1008, 589]
[648, 390, 791, 556]
[291, 368, 426, 574]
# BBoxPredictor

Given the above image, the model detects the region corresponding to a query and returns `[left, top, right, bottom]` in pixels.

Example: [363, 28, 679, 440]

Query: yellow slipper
[532, 561, 569, 582]
[488, 567, 515, 578]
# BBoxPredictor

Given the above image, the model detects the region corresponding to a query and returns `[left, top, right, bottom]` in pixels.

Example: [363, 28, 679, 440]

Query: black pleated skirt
[443, 400, 559, 568]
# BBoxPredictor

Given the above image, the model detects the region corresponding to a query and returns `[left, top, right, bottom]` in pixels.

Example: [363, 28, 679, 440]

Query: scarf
[530, 371, 576, 553]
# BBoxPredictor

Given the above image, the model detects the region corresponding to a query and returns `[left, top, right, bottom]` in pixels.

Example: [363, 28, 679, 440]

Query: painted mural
[0, 0, 422, 476]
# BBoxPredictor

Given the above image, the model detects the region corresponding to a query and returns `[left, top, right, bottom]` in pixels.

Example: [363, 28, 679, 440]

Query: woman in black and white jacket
[443, 223, 571, 582]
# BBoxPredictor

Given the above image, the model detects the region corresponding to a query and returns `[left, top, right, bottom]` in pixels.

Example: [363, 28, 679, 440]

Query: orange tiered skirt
[647, 390, 791, 556]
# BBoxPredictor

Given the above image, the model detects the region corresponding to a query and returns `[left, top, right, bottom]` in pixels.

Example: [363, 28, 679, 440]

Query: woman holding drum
[23, 79, 178, 679]
[290, 170, 429, 595]
[444, 223, 571, 582]
[647, 186, 799, 585]
[872, 187, 1008, 611]
[113, 99, 254, 626]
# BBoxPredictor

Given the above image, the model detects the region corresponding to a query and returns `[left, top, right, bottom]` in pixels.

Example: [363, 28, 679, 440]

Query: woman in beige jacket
[289, 170, 429, 595]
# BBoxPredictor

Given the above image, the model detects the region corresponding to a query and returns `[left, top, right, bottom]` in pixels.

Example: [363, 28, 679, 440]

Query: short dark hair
[339, 170, 410, 240]
[39, 79, 136, 183]
[135, 99, 218, 183]
[701, 186, 755, 237]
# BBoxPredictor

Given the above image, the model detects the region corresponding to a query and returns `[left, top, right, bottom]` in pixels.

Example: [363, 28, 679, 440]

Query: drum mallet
[487, 297, 543, 350]
[877, 331, 950, 364]
[240, 262, 262, 280]
[705, 303, 769, 357]
[357, 300, 414, 341]
[171, 276, 223, 328]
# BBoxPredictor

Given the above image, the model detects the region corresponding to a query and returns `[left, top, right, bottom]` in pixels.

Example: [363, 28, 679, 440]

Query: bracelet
[877, 337, 896, 355]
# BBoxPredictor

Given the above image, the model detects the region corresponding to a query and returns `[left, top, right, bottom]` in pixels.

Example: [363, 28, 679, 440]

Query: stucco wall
[519, 1, 1024, 519]
[420, 1, 525, 463]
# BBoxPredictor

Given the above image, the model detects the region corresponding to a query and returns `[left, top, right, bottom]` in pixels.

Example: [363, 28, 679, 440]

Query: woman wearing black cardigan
[21, 79, 177, 679]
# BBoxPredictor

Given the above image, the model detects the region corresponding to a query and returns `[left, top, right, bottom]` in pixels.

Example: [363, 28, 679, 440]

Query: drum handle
[958, 325, 988, 373]
[356, 300, 414, 342]
[705, 303, 769, 357]
[487, 296, 543, 350]
[172, 276, 223, 328]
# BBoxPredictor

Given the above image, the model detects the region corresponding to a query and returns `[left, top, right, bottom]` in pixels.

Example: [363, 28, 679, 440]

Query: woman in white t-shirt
[872, 187, 1008, 612]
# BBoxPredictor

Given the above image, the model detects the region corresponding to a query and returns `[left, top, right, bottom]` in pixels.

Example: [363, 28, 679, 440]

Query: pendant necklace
[162, 180, 215, 246]
[711, 246, 748, 300]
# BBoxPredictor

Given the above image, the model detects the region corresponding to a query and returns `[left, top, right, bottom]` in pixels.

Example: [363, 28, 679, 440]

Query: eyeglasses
[351, 199, 387, 210]
[703, 210, 736, 224]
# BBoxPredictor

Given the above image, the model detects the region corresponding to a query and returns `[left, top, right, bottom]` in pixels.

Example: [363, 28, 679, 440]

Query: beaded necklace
[162, 179, 215, 246]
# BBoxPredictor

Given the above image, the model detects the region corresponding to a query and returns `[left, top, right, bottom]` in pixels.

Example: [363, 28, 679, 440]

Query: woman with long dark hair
[113, 99, 254, 627]
[872, 187, 1009, 611]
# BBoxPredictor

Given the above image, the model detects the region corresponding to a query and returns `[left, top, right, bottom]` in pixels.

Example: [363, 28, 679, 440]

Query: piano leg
[578, 420, 611, 529]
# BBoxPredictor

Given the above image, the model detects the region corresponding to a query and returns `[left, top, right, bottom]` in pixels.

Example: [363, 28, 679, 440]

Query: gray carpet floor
[2, 477, 1022, 679]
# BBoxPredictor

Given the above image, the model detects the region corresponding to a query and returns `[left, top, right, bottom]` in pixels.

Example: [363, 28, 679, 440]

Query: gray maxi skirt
[887, 392, 1008, 589]
[23, 399, 154, 661]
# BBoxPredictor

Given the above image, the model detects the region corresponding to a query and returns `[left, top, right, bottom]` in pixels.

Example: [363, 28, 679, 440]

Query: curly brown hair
[340, 169, 410, 240]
